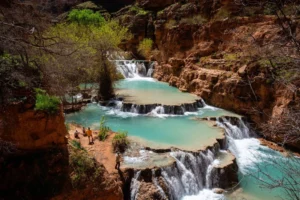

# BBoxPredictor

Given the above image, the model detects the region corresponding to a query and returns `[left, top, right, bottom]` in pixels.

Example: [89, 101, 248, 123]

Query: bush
[69, 144, 100, 188]
[112, 131, 129, 153]
[98, 116, 110, 141]
[68, 9, 106, 25]
[129, 6, 148, 15]
[114, 72, 125, 81]
[70, 140, 84, 150]
[138, 38, 153, 58]
[34, 89, 60, 114]
[165, 19, 177, 29]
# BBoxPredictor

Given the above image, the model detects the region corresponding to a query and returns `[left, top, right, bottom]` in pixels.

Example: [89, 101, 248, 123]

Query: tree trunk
[98, 55, 115, 101]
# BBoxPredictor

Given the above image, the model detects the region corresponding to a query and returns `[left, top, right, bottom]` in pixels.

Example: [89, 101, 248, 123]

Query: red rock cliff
[0, 103, 67, 149]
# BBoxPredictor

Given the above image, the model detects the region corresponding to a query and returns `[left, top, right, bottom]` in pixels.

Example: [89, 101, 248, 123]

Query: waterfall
[216, 117, 250, 139]
[205, 159, 220, 189]
[114, 60, 154, 78]
[130, 104, 138, 113]
[130, 171, 141, 200]
[147, 62, 155, 77]
[127, 116, 255, 200]
[152, 169, 168, 199]
[120, 101, 202, 115]
[130, 148, 220, 200]
[151, 106, 165, 115]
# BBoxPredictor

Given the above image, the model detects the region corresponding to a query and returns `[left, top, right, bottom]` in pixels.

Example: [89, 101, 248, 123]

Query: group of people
[74, 127, 94, 144]
[74, 127, 122, 170]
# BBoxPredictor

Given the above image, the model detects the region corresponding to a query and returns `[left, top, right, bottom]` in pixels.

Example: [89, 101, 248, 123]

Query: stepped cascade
[2, 1, 300, 200]
[65, 60, 300, 200]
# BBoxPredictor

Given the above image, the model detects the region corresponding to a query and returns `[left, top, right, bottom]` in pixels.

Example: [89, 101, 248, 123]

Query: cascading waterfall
[216, 117, 250, 140]
[152, 169, 168, 199]
[147, 62, 155, 77]
[151, 106, 165, 115]
[129, 116, 254, 200]
[130, 147, 221, 200]
[114, 60, 154, 78]
[130, 171, 141, 200]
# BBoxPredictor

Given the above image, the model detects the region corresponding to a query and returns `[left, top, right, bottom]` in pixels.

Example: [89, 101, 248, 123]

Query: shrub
[69, 144, 100, 188]
[70, 140, 85, 150]
[129, 6, 148, 15]
[114, 72, 125, 81]
[34, 88, 60, 114]
[138, 38, 153, 58]
[98, 116, 110, 141]
[165, 19, 177, 29]
[68, 9, 106, 25]
[112, 131, 129, 153]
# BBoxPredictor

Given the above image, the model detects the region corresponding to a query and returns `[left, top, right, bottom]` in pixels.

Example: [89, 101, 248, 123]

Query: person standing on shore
[82, 127, 86, 136]
[86, 127, 93, 144]
[115, 153, 121, 170]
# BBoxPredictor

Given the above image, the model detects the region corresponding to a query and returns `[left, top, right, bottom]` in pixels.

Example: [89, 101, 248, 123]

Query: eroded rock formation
[0, 103, 67, 149]
[114, 0, 300, 150]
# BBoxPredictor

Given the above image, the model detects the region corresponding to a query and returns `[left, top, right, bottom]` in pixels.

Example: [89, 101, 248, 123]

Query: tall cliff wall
[0, 103, 67, 149]
[114, 0, 300, 150]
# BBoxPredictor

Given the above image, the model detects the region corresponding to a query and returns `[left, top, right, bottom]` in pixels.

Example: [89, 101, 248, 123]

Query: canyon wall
[0, 103, 67, 149]
[115, 0, 300, 150]
[0, 103, 123, 199]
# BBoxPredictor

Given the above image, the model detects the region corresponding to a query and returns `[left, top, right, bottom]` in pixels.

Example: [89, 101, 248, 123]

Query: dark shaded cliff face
[0, 146, 70, 199]
[94, 0, 134, 12]
[0, 103, 123, 200]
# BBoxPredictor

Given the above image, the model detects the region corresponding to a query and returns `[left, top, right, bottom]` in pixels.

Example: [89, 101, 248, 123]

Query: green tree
[68, 9, 105, 25]
[42, 9, 130, 101]
[138, 38, 153, 58]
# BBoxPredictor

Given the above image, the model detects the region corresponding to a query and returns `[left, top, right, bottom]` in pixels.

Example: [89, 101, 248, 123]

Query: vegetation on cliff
[0, 1, 130, 107]
[112, 131, 129, 153]
[34, 89, 60, 114]
[69, 140, 102, 188]
[98, 116, 110, 141]
[138, 38, 153, 58]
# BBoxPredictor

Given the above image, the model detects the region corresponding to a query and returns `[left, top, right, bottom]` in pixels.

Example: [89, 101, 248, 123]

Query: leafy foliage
[70, 139, 85, 151]
[112, 131, 129, 153]
[69, 143, 101, 188]
[34, 89, 60, 114]
[43, 11, 130, 100]
[68, 9, 105, 25]
[129, 6, 148, 15]
[138, 38, 153, 58]
[98, 116, 110, 141]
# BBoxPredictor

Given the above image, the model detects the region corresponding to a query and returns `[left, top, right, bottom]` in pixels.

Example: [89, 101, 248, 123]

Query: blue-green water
[227, 138, 300, 200]
[115, 79, 199, 105]
[66, 78, 300, 200]
[66, 103, 229, 150]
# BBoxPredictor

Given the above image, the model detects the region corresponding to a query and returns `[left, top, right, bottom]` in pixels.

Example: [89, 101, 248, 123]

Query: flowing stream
[66, 60, 300, 200]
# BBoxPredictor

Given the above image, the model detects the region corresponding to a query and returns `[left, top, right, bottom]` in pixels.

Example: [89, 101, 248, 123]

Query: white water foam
[229, 138, 270, 174]
[130, 171, 141, 200]
[206, 159, 220, 188]
[182, 189, 225, 200]
[123, 150, 154, 164]
[201, 99, 219, 111]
